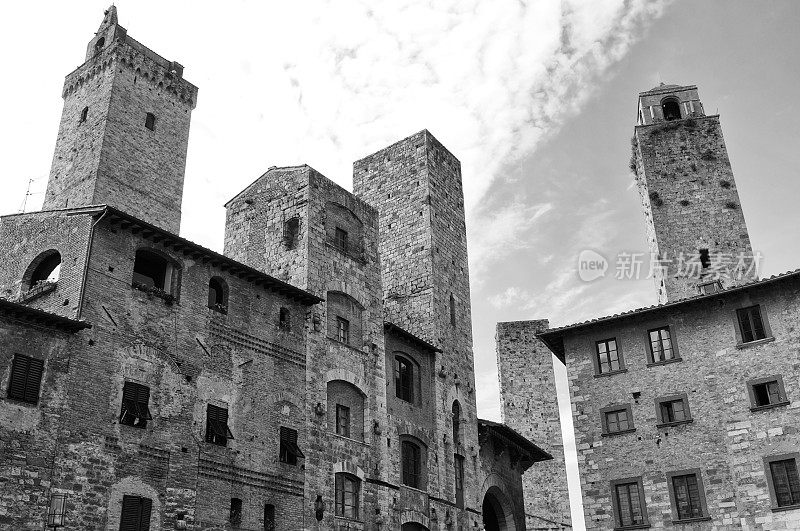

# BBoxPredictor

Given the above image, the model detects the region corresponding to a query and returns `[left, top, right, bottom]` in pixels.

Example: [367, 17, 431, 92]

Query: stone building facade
[498, 83, 800, 530]
[0, 6, 551, 531]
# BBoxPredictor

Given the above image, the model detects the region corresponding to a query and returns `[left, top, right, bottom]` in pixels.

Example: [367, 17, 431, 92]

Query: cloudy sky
[2, 1, 799, 526]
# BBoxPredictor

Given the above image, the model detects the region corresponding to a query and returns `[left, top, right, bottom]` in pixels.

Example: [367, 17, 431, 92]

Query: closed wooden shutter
[119, 495, 152, 531]
[7, 354, 43, 404]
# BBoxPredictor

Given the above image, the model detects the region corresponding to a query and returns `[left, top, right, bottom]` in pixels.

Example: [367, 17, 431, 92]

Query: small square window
[279, 426, 304, 465]
[764, 454, 800, 509]
[601, 405, 634, 435]
[667, 470, 708, 521]
[748, 375, 789, 411]
[611, 477, 649, 528]
[736, 305, 769, 344]
[656, 394, 692, 427]
[335, 404, 351, 438]
[595, 338, 623, 375]
[648, 326, 679, 364]
[336, 316, 350, 344]
[7, 353, 44, 404]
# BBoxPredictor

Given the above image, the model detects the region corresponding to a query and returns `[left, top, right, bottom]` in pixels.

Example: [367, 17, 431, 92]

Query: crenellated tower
[632, 83, 756, 302]
[44, 6, 197, 233]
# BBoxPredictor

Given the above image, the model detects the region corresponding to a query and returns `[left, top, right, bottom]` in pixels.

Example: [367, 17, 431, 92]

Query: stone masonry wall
[565, 277, 800, 530]
[496, 320, 572, 529]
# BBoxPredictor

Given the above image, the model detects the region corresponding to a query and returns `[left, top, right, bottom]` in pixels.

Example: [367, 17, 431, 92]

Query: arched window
[26, 251, 62, 289]
[335, 473, 361, 519]
[279, 307, 291, 330]
[395, 355, 415, 403]
[79, 106, 89, 123]
[145, 112, 156, 131]
[132, 249, 178, 298]
[401, 439, 424, 489]
[283, 217, 300, 250]
[94, 37, 105, 55]
[449, 293, 457, 326]
[662, 98, 681, 121]
[208, 277, 228, 313]
[327, 380, 365, 441]
[452, 401, 462, 446]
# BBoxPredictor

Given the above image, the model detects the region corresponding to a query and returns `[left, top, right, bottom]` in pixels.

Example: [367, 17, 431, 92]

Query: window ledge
[736, 336, 776, 349]
[331, 433, 368, 446]
[18, 281, 57, 303]
[334, 516, 364, 524]
[594, 369, 628, 378]
[400, 485, 428, 495]
[614, 524, 650, 530]
[208, 304, 228, 315]
[602, 428, 637, 437]
[772, 504, 800, 513]
[750, 401, 790, 413]
[131, 283, 176, 305]
[656, 419, 693, 428]
[672, 517, 711, 524]
[324, 241, 366, 264]
[327, 337, 367, 354]
[2, 397, 39, 408]
[646, 358, 682, 368]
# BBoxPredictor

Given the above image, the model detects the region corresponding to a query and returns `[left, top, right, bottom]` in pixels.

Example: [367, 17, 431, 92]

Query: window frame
[734, 304, 773, 347]
[600, 403, 635, 436]
[335, 403, 351, 438]
[593, 337, 626, 377]
[747, 375, 790, 412]
[6, 353, 45, 405]
[610, 476, 649, 529]
[646, 325, 681, 366]
[119, 381, 153, 429]
[120, 494, 153, 531]
[454, 454, 465, 509]
[401, 439, 423, 490]
[764, 453, 800, 511]
[334, 227, 349, 253]
[336, 316, 350, 344]
[655, 393, 693, 427]
[452, 401, 462, 447]
[335, 472, 361, 520]
[665, 469, 710, 523]
[395, 355, 415, 404]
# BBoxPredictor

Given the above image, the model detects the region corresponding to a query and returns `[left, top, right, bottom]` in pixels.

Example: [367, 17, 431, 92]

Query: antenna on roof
[19, 178, 35, 213]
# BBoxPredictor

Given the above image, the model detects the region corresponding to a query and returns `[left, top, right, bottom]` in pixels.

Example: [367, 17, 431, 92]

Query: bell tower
[632, 83, 757, 302]
[44, 6, 198, 233]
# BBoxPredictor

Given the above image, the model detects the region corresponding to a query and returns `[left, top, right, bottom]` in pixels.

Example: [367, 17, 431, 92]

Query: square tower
[43, 7, 197, 233]
[632, 83, 756, 302]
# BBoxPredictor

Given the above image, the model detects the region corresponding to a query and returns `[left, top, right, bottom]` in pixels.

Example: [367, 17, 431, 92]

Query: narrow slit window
[335, 404, 351, 438]
[454, 454, 465, 509]
[449, 294, 456, 327]
[395, 356, 414, 403]
[145, 112, 156, 131]
[264, 504, 275, 531]
[279, 307, 291, 331]
[699, 249, 710, 269]
[336, 316, 349, 344]
[79, 106, 89, 123]
[229, 498, 242, 527]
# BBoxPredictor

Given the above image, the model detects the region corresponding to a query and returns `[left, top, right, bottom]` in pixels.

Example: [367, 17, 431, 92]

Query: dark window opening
[737, 305, 767, 343]
[7, 353, 44, 404]
[449, 294, 456, 327]
[671, 474, 704, 519]
[336, 316, 349, 344]
[751, 378, 787, 408]
[205, 404, 234, 446]
[395, 356, 414, 403]
[336, 404, 351, 438]
[452, 401, 461, 446]
[662, 99, 682, 121]
[119, 381, 152, 429]
[659, 398, 689, 424]
[283, 217, 300, 250]
[279, 426, 304, 465]
[605, 409, 631, 434]
[614, 481, 646, 527]
[334, 227, 348, 252]
[120, 495, 152, 531]
[229, 498, 242, 527]
[454, 454, 465, 509]
[279, 307, 291, 331]
[79, 106, 89, 123]
[264, 504, 276, 531]
[595, 338, 621, 374]
[94, 37, 105, 55]
[29, 251, 62, 288]
[699, 249, 710, 269]
[132, 250, 172, 292]
[208, 277, 228, 314]
[769, 458, 800, 507]
[335, 473, 360, 519]
[648, 327, 675, 363]
[145, 112, 156, 131]
[401, 440, 422, 489]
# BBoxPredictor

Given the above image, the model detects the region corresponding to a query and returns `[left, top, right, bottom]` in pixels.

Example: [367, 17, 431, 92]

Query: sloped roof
[478, 419, 552, 471]
[0, 298, 91, 333]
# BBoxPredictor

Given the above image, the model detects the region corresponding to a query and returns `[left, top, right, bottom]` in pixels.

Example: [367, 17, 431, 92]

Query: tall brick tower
[632, 83, 756, 302]
[354, 130, 480, 523]
[44, 6, 197, 233]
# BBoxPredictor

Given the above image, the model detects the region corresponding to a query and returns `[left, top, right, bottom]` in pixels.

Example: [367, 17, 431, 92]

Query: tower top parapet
[636, 82, 704, 126]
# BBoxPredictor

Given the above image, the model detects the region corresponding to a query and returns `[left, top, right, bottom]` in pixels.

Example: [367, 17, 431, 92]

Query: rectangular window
[205, 404, 234, 446]
[336, 316, 350, 344]
[395, 356, 414, 403]
[767, 456, 800, 508]
[454, 454, 465, 509]
[648, 326, 676, 363]
[605, 409, 631, 434]
[279, 426, 304, 465]
[145, 112, 156, 131]
[595, 338, 621, 374]
[737, 305, 767, 343]
[229, 498, 242, 527]
[401, 441, 422, 489]
[264, 504, 275, 531]
[612, 479, 647, 528]
[749, 375, 789, 410]
[669, 472, 706, 520]
[120, 381, 152, 429]
[656, 394, 692, 426]
[336, 404, 351, 438]
[334, 227, 348, 252]
[335, 473, 360, 519]
[7, 353, 44, 404]
[120, 495, 153, 531]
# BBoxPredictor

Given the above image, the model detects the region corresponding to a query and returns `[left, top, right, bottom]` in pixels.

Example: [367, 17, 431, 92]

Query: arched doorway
[482, 486, 512, 531]
[401, 523, 429, 531]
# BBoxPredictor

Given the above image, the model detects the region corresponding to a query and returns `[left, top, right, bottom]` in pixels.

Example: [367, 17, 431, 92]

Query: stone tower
[496, 320, 572, 529]
[354, 130, 480, 525]
[44, 6, 197, 233]
[632, 83, 756, 302]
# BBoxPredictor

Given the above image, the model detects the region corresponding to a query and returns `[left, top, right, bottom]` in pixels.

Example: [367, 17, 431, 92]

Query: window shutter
[7, 355, 30, 400]
[139, 497, 152, 530]
[23, 357, 44, 403]
[119, 495, 140, 531]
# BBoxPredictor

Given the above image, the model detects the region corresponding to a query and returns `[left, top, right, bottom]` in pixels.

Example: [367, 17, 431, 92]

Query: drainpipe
[76, 208, 108, 321]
